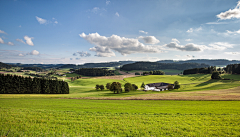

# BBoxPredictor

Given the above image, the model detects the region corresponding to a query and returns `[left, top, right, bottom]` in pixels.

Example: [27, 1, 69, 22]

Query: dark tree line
[183, 66, 226, 75]
[75, 68, 115, 76]
[21, 67, 44, 72]
[0, 62, 12, 69]
[143, 70, 165, 75]
[225, 64, 240, 74]
[121, 62, 209, 71]
[0, 74, 69, 94]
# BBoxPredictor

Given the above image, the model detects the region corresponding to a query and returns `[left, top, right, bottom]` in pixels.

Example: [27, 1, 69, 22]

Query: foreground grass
[0, 99, 240, 136]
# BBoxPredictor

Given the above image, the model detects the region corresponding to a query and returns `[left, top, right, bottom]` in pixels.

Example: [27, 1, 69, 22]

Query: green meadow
[1, 73, 240, 136]
[1, 99, 240, 136]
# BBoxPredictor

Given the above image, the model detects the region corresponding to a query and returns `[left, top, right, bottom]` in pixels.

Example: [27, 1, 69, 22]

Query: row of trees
[75, 68, 115, 76]
[95, 82, 139, 94]
[121, 62, 209, 71]
[225, 64, 240, 74]
[183, 66, 222, 75]
[143, 70, 165, 75]
[0, 74, 69, 94]
[21, 67, 44, 72]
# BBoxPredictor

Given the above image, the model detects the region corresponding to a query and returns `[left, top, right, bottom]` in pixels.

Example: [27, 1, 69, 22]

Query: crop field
[0, 99, 240, 136]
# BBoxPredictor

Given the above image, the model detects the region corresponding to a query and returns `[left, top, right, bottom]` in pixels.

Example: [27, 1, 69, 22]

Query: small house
[144, 82, 174, 91]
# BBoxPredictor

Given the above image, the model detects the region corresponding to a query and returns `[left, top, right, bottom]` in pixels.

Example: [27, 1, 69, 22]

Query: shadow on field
[195, 79, 219, 87]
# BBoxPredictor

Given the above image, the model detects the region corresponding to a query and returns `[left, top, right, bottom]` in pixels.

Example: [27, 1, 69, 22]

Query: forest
[225, 64, 240, 74]
[121, 62, 209, 71]
[0, 74, 69, 94]
[75, 68, 115, 76]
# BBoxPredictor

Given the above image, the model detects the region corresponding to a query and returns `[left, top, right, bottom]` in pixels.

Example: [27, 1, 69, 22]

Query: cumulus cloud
[138, 36, 160, 44]
[36, 16, 47, 24]
[139, 30, 148, 34]
[115, 12, 119, 17]
[217, 1, 240, 20]
[29, 50, 39, 55]
[91, 7, 100, 13]
[16, 39, 25, 44]
[18, 53, 25, 57]
[186, 55, 195, 58]
[24, 36, 34, 46]
[73, 51, 91, 57]
[54, 21, 58, 24]
[165, 42, 202, 51]
[90, 46, 116, 57]
[225, 52, 240, 55]
[172, 38, 180, 43]
[187, 27, 202, 33]
[0, 38, 4, 44]
[0, 30, 7, 34]
[7, 42, 14, 46]
[185, 39, 192, 42]
[80, 32, 162, 57]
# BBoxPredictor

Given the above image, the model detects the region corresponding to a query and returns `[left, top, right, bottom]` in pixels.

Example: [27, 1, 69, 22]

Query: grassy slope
[1, 99, 239, 136]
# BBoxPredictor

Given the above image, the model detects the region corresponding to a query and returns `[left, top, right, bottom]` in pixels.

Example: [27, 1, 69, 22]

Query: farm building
[144, 82, 174, 91]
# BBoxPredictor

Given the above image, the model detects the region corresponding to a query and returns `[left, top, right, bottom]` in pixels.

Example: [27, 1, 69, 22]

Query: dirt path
[69, 86, 240, 100]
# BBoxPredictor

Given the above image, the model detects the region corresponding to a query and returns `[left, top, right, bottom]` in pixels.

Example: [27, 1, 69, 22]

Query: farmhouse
[144, 82, 174, 91]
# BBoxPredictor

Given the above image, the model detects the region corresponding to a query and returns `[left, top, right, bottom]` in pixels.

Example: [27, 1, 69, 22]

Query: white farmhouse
[144, 83, 174, 91]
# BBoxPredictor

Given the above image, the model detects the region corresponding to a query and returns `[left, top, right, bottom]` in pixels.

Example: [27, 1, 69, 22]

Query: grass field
[0, 99, 240, 136]
[1, 73, 240, 136]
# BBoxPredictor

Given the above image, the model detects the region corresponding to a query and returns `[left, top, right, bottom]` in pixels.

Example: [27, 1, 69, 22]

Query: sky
[0, 0, 240, 64]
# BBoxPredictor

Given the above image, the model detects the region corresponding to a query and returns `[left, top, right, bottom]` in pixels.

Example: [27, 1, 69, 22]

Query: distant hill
[6, 63, 65, 69]
[0, 62, 13, 69]
[121, 62, 210, 71]
[157, 59, 240, 66]
[59, 61, 135, 69]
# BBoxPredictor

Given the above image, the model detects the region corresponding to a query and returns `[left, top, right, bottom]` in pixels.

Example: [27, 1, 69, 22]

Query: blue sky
[0, 0, 240, 64]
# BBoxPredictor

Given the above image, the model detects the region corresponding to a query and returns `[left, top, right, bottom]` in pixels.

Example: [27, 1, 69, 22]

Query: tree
[106, 83, 111, 89]
[141, 82, 145, 89]
[167, 85, 173, 90]
[135, 72, 140, 75]
[124, 83, 132, 92]
[132, 84, 138, 91]
[110, 82, 122, 94]
[211, 71, 221, 79]
[174, 81, 180, 89]
[95, 84, 100, 90]
[99, 85, 104, 91]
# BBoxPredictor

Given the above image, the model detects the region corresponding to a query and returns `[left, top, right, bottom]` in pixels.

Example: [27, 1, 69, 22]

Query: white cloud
[73, 51, 91, 57]
[206, 21, 228, 25]
[0, 38, 4, 44]
[36, 16, 47, 24]
[24, 36, 34, 46]
[30, 50, 39, 55]
[217, 1, 240, 20]
[187, 28, 193, 33]
[80, 32, 162, 56]
[92, 7, 100, 13]
[18, 53, 25, 57]
[90, 46, 116, 57]
[139, 30, 148, 34]
[225, 52, 240, 55]
[106, 0, 110, 5]
[138, 36, 160, 44]
[208, 42, 234, 50]
[16, 39, 25, 44]
[172, 38, 180, 43]
[54, 21, 58, 24]
[7, 42, 14, 46]
[165, 42, 202, 51]
[76, 58, 81, 60]
[185, 39, 192, 42]
[0, 30, 7, 34]
[19, 25, 21, 28]
[186, 55, 195, 58]
[115, 12, 119, 17]
[226, 29, 240, 34]
[187, 27, 202, 33]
